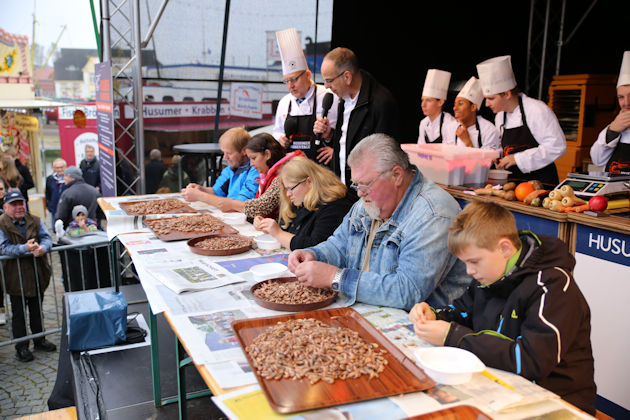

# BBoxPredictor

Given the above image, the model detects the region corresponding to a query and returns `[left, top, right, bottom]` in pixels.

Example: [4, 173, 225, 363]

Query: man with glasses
[313, 47, 400, 186]
[289, 134, 470, 311]
[272, 28, 338, 165]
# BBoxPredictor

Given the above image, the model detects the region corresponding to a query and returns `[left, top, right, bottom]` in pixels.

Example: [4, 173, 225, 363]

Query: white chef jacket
[338, 91, 359, 184]
[417, 112, 459, 144]
[495, 93, 566, 174]
[590, 125, 630, 167]
[272, 83, 338, 140]
[453, 115, 501, 149]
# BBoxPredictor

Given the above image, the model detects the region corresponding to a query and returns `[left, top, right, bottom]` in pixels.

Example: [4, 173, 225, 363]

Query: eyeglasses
[350, 171, 390, 194]
[324, 71, 346, 84]
[282, 70, 306, 85]
[285, 180, 305, 192]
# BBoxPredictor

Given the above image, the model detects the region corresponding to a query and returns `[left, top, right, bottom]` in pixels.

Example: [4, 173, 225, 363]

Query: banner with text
[95, 61, 116, 197]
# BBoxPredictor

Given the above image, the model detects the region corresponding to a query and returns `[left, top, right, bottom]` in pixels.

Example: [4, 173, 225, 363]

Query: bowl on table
[414, 347, 485, 385]
[221, 212, 247, 225]
[254, 234, 281, 250]
[487, 169, 511, 180]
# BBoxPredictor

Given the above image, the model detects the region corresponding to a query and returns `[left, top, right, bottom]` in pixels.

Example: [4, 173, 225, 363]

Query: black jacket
[55, 179, 102, 228]
[145, 159, 167, 194]
[287, 193, 355, 250]
[331, 70, 400, 185]
[436, 232, 596, 415]
[80, 158, 101, 189]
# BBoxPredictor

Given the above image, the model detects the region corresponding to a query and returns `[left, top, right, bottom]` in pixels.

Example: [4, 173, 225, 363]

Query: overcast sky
[1, 0, 100, 49]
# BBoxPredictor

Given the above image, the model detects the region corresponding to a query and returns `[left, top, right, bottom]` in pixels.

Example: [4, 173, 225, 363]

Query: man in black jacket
[145, 149, 167, 194]
[54, 166, 101, 229]
[313, 47, 400, 185]
[79, 144, 100, 190]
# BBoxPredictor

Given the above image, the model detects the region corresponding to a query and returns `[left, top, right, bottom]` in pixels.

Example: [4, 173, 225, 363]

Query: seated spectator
[182, 133, 303, 220]
[253, 156, 355, 250]
[288, 133, 470, 311]
[65, 205, 98, 236]
[45, 158, 68, 222]
[55, 166, 101, 229]
[158, 155, 190, 193]
[181, 128, 259, 202]
[145, 149, 167, 194]
[79, 144, 100, 190]
[0, 190, 56, 362]
[409, 201, 596, 415]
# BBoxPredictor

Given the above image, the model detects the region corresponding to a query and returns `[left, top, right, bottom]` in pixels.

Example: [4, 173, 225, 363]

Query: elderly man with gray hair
[288, 133, 471, 311]
[54, 166, 101, 230]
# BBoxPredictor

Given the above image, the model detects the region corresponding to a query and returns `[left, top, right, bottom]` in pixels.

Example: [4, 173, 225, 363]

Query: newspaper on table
[146, 259, 245, 294]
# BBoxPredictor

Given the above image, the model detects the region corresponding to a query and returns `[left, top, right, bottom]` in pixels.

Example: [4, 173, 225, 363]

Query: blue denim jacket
[306, 166, 471, 311]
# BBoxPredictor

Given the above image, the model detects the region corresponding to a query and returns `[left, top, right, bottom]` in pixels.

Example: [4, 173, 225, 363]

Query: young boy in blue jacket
[409, 201, 596, 415]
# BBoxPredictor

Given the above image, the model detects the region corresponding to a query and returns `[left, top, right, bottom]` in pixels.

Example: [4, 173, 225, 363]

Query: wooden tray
[250, 277, 337, 312]
[119, 199, 197, 216]
[232, 307, 434, 413]
[187, 234, 252, 256]
[143, 215, 238, 241]
[404, 405, 492, 419]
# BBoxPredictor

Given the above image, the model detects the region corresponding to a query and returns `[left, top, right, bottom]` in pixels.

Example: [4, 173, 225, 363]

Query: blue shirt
[306, 166, 471, 311]
[211, 160, 259, 201]
[0, 217, 53, 256]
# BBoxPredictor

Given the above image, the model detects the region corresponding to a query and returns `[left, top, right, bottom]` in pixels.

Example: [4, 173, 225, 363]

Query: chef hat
[422, 69, 451, 100]
[457, 77, 483, 108]
[476, 55, 517, 95]
[617, 51, 630, 87]
[276, 28, 308, 76]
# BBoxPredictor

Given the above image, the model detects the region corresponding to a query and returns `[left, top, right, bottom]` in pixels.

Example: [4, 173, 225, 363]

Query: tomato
[588, 196, 608, 212]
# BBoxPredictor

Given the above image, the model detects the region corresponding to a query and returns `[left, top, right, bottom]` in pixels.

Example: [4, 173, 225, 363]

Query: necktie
[296, 97, 305, 105]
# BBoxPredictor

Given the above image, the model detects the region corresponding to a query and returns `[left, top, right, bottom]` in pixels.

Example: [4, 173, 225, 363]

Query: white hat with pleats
[276, 28, 307, 76]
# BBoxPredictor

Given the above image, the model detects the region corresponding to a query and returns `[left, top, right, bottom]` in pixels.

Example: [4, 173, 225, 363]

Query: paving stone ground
[0, 232, 66, 419]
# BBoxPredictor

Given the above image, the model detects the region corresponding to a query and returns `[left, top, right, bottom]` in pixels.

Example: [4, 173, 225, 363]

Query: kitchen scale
[554, 172, 630, 198]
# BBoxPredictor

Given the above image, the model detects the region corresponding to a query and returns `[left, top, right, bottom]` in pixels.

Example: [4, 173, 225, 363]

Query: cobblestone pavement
[0, 237, 66, 419]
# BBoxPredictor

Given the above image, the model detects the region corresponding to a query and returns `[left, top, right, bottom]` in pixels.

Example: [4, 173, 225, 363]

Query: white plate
[414, 347, 485, 385]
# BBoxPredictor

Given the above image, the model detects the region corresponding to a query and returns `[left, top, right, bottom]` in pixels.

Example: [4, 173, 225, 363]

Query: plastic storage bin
[401, 143, 500, 186]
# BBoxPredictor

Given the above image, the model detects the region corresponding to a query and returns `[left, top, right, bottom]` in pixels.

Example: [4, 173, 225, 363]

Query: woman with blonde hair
[254, 156, 355, 250]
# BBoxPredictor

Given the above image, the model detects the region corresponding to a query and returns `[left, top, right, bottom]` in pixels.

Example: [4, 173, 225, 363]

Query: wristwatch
[331, 268, 343, 291]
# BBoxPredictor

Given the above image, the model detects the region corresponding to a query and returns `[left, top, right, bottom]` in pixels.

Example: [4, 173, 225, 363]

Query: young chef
[452, 77, 500, 149]
[590, 51, 630, 174]
[272, 28, 337, 166]
[477, 55, 566, 185]
[417, 69, 458, 144]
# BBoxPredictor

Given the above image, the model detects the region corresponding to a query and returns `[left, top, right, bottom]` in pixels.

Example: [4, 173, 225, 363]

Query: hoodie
[436, 232, 596, 415]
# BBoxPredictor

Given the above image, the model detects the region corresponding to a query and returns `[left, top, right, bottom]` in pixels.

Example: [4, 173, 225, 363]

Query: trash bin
[57, 231, 112, 292]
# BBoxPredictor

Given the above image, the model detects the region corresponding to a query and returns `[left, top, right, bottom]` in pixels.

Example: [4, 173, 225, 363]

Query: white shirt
[495, 93, 566, 174]
[590, 125, 630, 167]
[339, 91, 359, 184]
[453, 115, 501, 149]
[272, 83, 338, 140]
[417, 112, 458, 144]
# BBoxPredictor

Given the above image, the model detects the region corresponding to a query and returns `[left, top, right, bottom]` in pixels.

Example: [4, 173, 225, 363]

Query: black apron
[604, 140, 630, 174]
[424, 112, 444, 144]
[455, 117, 482, 147]
[284, 86, 320, 162]
[500, 97, 559, 185]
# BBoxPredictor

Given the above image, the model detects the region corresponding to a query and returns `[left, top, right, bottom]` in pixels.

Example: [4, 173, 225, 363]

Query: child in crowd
[409, 201, 596, 415]
[65, 205, 98, 236]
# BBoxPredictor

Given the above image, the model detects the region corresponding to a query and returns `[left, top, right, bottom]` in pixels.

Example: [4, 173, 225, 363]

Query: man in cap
[452, 77, 500, 149]
[0, 190, 56, 362]
[273, 28, 338, 166]
[417, 69, 459, 144]
[590, 51, 630, 174]
[288, 133, 470, 311]
[54, 166, 101, 229]
[314, 47, 400, 185]
[477, 55, 566, 185]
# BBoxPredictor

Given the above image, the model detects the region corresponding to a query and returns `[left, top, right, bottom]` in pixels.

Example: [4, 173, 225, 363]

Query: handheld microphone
[315, 92, 334, 145]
